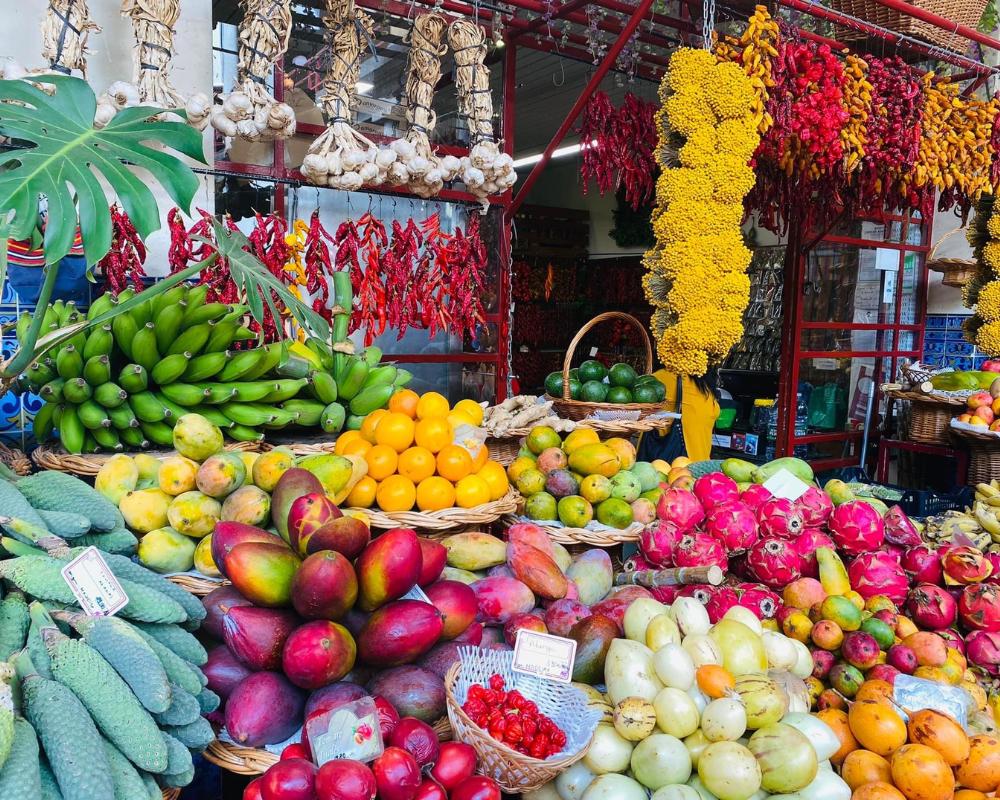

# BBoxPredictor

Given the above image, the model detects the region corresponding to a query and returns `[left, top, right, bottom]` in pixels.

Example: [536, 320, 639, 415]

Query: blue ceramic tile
[926, 315, 947, 329]
[925, 330, 946, 341]
[924, 342, 945, 355]
[0, 392, 20, 433]
[0, 281, 18, 308]
[955, 357, 974, 369]
[948, 315, 969, 329]
[944, 330, 968, 342]
[22, 392, 42, 422]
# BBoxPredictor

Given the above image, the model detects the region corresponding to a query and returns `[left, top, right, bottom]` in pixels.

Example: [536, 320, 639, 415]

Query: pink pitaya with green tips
[656, 488, 705, 533]
[746, 537, 804, 589]
[705, 501, 759, 553]
[795, 486, 833, 527]
[693, 473, 739, 511]
[883, 505, 921, 546]
[829, 500, 885, 556]
[756, 497, 805, 539]
[740, 484, 773, 515]
[673, 533, 728, 571]
[849, 551, 908, 604]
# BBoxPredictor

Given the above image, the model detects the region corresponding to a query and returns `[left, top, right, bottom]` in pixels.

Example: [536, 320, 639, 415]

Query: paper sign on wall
[61, 547, 129, 617]
[512, 630, 577, 683]
[762, 468, 811, 502]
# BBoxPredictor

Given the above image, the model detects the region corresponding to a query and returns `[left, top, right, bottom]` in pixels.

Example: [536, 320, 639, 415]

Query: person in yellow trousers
[637, 367, 721, 463]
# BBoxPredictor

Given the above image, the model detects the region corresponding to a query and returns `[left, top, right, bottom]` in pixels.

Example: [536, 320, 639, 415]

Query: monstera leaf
[0, 75, 205, 266]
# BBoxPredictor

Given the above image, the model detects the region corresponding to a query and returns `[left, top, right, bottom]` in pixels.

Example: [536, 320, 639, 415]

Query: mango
[226, 540, 301, 607]
[721, 457, 756, 483]
[417, 538, 447, 586]
[356, 528, 423, 611]
[221, 485, 271, 526]
[357, 599, 444, 666]
[567, 549, 614, 605]
[630, 462, 660, 493]
[568, 443, 620, 478]
[211, 521, 284, 578]
[441, 567, 482, 585]
[291, 550, 358, 620]
[367, 666, 446, 723]
[551, 542, 573, 573]
[331, 455, 369, 506]
[442, 531, 507, 571]
[507, 522, 557, 558]
[507, 539, 568, 600]
[823, 479, 855, 506]
[545, 598, 592, 637]
[119, 488, 172, 533]
[224, 671, 304, 748]
[271, 468, 325, 542]
[138, 526, 196, 573]
[424, 580, 478, 639]
[238, 452, 259, 484]
[196, 452, 247, 498]
[157, 456, 200, 496]
[172, 413, 224, 461]
[569, 613, 619, 684]
[95, 454, 139, 505]
[300, 515, 371, 561]
[604, 438, 636, 470]
[193, 534, 221, 577]
[298, 454, 355, 498]
[751, 456, 814, 485]
[133, 453, 162, 490]
[471, 576, 535, 624]
[166, 490, 223, 538]
[562, 428, 600, 455]
[287, 491, 341, 551]
[252, 448, 295, 492]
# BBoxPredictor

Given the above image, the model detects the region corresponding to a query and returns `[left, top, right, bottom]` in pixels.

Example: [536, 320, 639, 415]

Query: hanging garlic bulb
[0, 58, 28, 81]
[93, 102, 118, 129]
[185, 93, 212, 130]
[105, 81, 141, 110]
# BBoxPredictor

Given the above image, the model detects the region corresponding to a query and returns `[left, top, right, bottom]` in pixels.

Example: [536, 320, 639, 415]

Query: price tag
[762, 468, 811, 502]
[401, 584, 432, 604]
[589, 347, 598, 357]
[512, 630, 577, 683]
[306, 697, 383, 766]
[61, 547, 128, 617]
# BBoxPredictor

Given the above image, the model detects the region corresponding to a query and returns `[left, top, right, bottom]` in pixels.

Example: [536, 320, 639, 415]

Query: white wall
[1, 0, 216, 276]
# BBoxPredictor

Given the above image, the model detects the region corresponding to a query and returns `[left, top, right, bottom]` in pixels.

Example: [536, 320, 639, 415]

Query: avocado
[608, 363, 638, 388]
[606, 386, 633, 404]
[579, 360, 607, 383]
[544, 371, 565, 397]
[580, 380, 608, 402]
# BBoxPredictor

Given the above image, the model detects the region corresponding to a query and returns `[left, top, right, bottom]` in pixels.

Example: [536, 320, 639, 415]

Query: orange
[398, 446, 436, 483]
[416, 391, 450, 420]
[477, 460, 510, 500]
[414, 417, 453, 454]
[341, 438, 372, 458]
[360, 409, 388, 444]
[365, 444, 399, 481]
[436, 445, 474, 482]
[468, 442, 489, 472]
[345, 475, 377, 508]
[374, 412, 415, 453]
[416, 476, 456, 512]
[448, 410, 478, 431]
[334, 430, 363, 455]
[388, 389, 419, 419]
[375, 474, 416, 512]
[454, 475, 490, 508]
[453, 399, 484, 426]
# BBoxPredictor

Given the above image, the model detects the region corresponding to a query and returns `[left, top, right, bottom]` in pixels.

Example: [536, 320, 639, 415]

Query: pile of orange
[338, 390, 510, 513]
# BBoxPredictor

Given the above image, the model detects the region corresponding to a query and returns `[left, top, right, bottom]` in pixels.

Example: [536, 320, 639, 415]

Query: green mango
[823, 479, 856, 506]
[858, 496, 889, 516]
[721, 457, 757, 483]
[751, 457, 814, 485]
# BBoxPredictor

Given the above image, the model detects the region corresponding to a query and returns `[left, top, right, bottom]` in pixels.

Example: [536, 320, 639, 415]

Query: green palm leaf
[0, 75, 206, 266]
[196, 221, 333, 343]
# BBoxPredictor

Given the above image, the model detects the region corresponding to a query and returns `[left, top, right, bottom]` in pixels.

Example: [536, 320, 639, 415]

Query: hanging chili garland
[99, 205, 148, 296]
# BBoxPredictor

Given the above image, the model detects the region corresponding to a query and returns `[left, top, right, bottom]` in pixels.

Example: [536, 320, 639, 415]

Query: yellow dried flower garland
[965, 199, 1000, 355]
[643, 46, 759, 375]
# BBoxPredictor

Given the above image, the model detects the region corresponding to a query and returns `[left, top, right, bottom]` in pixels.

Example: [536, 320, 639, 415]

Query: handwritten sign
[762, 468, 811, 502]
[306, 697, 384, 766]
[401, 584, 432, 604]
[61, 547, 128, 617]
[512, 630, 577, 683]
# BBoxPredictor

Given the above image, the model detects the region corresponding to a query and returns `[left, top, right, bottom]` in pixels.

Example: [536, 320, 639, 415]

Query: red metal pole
[509, 0, 657, 216]
[497, 41, 517, 402]
[515, 33, 666, 78]
[866, 0, 1000, 51]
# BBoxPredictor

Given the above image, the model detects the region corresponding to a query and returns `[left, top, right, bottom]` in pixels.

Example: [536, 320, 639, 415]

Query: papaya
[929, 372, 979, 391]
[751, 457, 814, 485]
[721, 458, 757, 483]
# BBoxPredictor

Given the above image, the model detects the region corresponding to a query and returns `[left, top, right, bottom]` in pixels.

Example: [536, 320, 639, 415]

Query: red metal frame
[876, 439, 969, 486]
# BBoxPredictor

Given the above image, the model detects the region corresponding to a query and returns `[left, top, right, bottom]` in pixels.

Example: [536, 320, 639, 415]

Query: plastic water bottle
[765, 400, 779, 461]
[794, 392, 809, 459]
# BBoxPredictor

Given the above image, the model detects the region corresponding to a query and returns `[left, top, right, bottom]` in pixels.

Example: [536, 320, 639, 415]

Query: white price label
[61, 547, 128, 617]
[762, 468, 811, 502]
[512, 630, 577, 683]
[401, 584, 432, 604]
[306, 697, 383, 766]
[589, 347, 598, 357]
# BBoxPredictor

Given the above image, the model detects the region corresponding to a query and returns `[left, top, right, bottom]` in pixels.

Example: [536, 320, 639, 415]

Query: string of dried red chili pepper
[99, 205, 148, 296]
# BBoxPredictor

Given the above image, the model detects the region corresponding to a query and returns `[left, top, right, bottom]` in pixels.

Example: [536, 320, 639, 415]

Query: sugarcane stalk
[615, 565, 725, 587]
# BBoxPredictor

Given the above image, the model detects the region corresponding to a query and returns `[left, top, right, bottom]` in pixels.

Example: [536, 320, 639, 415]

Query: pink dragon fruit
[656, 488, 705, 533]
[740, 484, 773, 515]
[705, 502, 759, 553]
[796, 486, 833, 527]
[704, 585, 741, 623]
[829, 501, 885, 556]
[736, 582, 781, 619]
[848, 551, 909, 604]
[746, 537, 805, 589]
[959, 583, 1000, 631]
[793, 529, 836, 578]
[942, 546, 993, 585]
[623, 552, 656, 574]
[901, 544, 943, 584]
[906, 583, 958, 630]
[677, 583, 715, 605]
[693, 473, 739, 511]
[673, 533, 728, 571]
[883, 505, 921, 547]
[639, 521, 681, 567]
[936, 628, 965, 655]
[965, 630, 1000, 676]
[756, 497, 805, 539]
[985, 552, 1000, 584]
[880, 544, 905, 562]
[650, 585, 683, 604]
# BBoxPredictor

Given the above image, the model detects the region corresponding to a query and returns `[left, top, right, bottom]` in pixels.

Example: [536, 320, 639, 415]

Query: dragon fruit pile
[632, 472, 1000, 679]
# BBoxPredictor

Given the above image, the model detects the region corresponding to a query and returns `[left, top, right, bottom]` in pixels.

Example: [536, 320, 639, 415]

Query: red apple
[260, 758, 316, 800]
[315, 759, 377, 800]
[450, 776, 502, 800]
[429, 742, 477, 791]
[373, 747, 421, 800]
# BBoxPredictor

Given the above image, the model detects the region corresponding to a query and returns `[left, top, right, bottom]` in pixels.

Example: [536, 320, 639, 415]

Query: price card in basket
[60, 547, 129, 617]
[512, 630, 577, 683]
[762, 468, 811, 502]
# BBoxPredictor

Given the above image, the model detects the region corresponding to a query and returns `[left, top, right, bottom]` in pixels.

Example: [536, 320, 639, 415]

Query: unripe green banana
[154, 303, 185, 355]
[152, 393, 187, 426]
[337, 359, 370, 400]
[140, 420, 174, 446]
[59, 406, 85, 453]
[25, 361, 55, 388]
[311, 371, 339, 404]
[240, 342, 284, 381]
[55, 345, 83, 380]
[83, 355, 112, 386]
[320, 402, 346, 433]
[91, 426, 122, 452]
[349, 384, 395, 416]
[32, 402, 57, 441]
[62, 377, 93, 405]
[204, 320, 241, 354]
[182, 351, 228, 382]
[40, 378, 66, 403]
[112, 313, 138, 359]
[217, 350, 263, 382]
[86, 292, 115, 320]
[128, 392, 169, 423]
[363, 346, 383, 367]
[227, 424, 265, 442]
[130, 299, 153, 329]
[131, 323, 160, 371]
[167, 323, 212, 356]
[82, 324, 114, 361]
[159, 383, 210, 408]
[280, 399, 326, 426]
[77, 399, 111, 430]
[93, 383, 128, 409]
[263, 378, 309, 404]
[151, 353, 191, 386]
[220, 402, 282, 427]
[119, 426, 149, 449]
[363, 365, 397, 389]
[107, 403, 139, 431]
[200, 384, 239, 405]
[189, 406, 235, 430]
[151, 283, 188, 317]
[183, 302, 232, 328]
[118, 364, 149, 394]
[214, 381, 276, 404]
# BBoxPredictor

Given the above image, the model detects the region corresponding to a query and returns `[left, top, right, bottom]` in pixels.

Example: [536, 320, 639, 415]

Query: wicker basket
[925, 228, 977, 289]
[167, 573, 228, 597]
[162, 790, 181, 800]
[444, 651, 600, 792]
[0, 441, 31, 476]
[501, 513, 642, 546]
[486, 436, 523, 467]
[827, 0, 989, 53]
[950, 426, 1000, 485]
[204, 717, 452, 776]
[545, 312, 667, 423]
[887, 389, 966, 445]
[32, 441, 263, 476]
[349, 488, 520, 531]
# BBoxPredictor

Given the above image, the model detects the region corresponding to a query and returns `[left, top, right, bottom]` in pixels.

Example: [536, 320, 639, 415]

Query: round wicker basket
[259, 434, 338, 455]
[501, 513, 642, 546]
[349, 488, 520, 531]
[887, 389, 966, 446]
[545, 312, 668, 423]
[32, 441, 263, 476]
[950, 425, 1000, 485]
[926, 228, 977, 289]
[0, 441, 32, 476]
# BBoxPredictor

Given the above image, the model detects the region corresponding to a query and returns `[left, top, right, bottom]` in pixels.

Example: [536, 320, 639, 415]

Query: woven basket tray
[349, 488, 520, 531]
[546, 312, 667, 422]
[501, 513, 643, 546]
[951, 425, 1000, 485]
[32, 441, 263, 476]
[259, 433, 338, 455]
[0, 442, 31, 476]
[203, 717, 453, 776]
[925, 228, 977, 289]
[887, 389, 966, 446]
[827, 0, 988, 52]
[486, 436, 523, 467]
